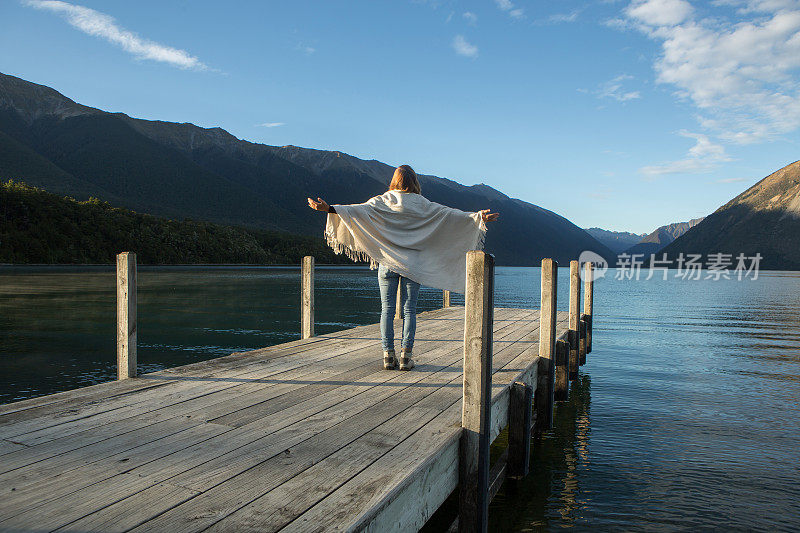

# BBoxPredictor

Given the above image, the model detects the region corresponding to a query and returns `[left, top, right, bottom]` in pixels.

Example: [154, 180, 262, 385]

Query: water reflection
[488, 374, 593, 531]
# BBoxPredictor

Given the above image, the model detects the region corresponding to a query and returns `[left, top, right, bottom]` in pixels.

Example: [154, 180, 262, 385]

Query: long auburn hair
[388, 165, 421, 195]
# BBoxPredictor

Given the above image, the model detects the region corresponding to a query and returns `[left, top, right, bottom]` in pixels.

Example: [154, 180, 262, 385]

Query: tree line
[0, 180, 356, 265]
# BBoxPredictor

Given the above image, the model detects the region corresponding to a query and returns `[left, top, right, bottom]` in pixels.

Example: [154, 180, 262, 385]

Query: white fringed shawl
[325, 190, 487, 294]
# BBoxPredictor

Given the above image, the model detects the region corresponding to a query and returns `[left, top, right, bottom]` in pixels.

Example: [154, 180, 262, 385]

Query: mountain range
[0, 72, 614, 266]
[624, 218, 705, 256]
[584, 228, 645, 254]
[661, 160, 800, 270]
[586, 218, 704, 257]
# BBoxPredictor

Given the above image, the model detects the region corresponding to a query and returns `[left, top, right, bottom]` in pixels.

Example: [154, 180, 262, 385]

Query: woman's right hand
[479, 209, 499, 222]
[307, 197, 330, 212]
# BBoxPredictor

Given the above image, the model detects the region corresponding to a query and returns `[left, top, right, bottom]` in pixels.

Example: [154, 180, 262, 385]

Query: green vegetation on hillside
[0, 180, 353, 265]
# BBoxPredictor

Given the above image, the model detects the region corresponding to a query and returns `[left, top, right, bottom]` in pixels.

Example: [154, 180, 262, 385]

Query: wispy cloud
[258, 122, 285, 128]
[535, 8, 583, 25]
[716, 177, 749, 183]
[640, 130, 731, 177]
[494, 0, 524, 19]
[297, 44, 316, 55]
[24, 0, 208, 70]
[620, 0, 800, 143]
[596, 74, 641, 102]
[452, 34, 478, 57]
[463, 11, 478, 25]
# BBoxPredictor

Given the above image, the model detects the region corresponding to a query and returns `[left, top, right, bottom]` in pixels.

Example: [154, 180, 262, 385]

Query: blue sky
[2, 0, 799, 233]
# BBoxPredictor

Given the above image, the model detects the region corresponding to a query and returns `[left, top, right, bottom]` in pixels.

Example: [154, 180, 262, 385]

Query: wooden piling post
[116, 252, 137, 380]
[459, 251, 494, 533]
[537, 258, 557, 431]
[579, 317, 587, 365]
[568, 260, 580, 381]
[508, 381, 532, 479]
[554, 339, 569, 401]
[301, 256, 315, 339]
[443, 289, 451, 308]
[584, 262, 594, 353]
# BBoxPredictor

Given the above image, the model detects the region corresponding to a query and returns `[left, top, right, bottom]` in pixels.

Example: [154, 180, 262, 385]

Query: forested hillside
[0, 180, 351, 265]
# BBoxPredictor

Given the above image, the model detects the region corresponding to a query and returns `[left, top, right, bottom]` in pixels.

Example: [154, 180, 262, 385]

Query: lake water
[1, 266, 799, 531]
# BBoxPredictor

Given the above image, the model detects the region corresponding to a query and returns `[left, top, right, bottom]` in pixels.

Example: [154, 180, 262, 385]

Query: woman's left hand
[479, 209, 499, 222]
[307, 197, 330, 212]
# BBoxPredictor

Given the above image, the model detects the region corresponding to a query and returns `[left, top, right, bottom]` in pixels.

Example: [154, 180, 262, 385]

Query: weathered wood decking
[0, 306, 569, 532]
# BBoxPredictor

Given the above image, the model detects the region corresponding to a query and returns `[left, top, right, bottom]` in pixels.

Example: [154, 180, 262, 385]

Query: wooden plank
[0, 303, 410, 421]
[54, 482, 200, 533]
[125, 372, 470, 532]
[0, 306, 557, 533]
[116, 251, 137, 379]
[0, 336, 329, 422]
[203, 405, 445, 532]
[125, 310, 528, 492]
[443, 289, 451, 308]
[133, 310, 532, 492]
[0, 439, 27, 455]
[278, 314, 560, 532]
[487, 449, 508, 502]
[0, 332, 391, 445]
[460, 250, 494, 533]
[281, 403, 463, 533]
[301, 256, 314, 339]
[0, 313, 475, 503]
[507, 382, 532, 479]
[0, 422, 230, 519]
[0, 324, 420, 475]
[86, 309, 533, 532]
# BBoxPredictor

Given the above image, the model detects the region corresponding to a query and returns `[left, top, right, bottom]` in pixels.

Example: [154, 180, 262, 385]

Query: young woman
[308, 165, 498, 371]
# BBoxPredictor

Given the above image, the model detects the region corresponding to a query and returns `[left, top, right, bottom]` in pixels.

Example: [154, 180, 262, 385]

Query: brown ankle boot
[399, 349, 415, 370]
[383, 350, 397, 370]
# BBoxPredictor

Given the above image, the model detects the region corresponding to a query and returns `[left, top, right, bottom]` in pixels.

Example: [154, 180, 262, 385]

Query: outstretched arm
[307, 197, 336, 213]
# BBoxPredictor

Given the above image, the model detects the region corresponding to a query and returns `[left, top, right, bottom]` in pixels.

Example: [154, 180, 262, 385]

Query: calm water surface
[1, 266, 799, 531]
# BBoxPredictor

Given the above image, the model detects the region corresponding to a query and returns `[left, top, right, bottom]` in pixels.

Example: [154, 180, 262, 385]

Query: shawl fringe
[325, 229, 380, 269]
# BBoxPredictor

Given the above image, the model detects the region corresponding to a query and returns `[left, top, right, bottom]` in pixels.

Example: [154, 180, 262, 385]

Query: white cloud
[549, 10, 581, 23]
[621, 0, 800, 143]
[258, 122, 285, 128]
[452, 34, 478, 57]
[24, 0, 208, 70]
[717, 176, 749, 182]
[597, 74, 642, 101]
[535, 8, 584, 25]
[640, 130, 731, 176]
[625, 0, 693, 26]
[463, 11, 478, 25]
[494, 0, 524, 18]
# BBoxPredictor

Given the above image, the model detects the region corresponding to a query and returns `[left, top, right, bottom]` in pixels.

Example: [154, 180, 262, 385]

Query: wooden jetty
[0, 252, 595, 532]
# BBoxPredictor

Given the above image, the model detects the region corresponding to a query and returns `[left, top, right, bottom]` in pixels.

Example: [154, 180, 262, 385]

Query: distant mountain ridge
[625, 218, 704, 256]
[0, 72, 615, 266]
[584, 227, 645, 254]
[661, 160, 800, 270]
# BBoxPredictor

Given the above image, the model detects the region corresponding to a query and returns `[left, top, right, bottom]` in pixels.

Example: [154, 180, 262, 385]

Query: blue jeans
[378, 264, 421, 352]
